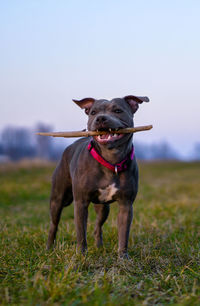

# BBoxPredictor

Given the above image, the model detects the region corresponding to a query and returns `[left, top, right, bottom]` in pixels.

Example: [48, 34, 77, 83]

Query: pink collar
[88, 141, 134, 174]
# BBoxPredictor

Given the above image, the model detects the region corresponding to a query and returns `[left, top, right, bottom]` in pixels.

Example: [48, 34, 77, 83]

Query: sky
[0, 0, 200, 158]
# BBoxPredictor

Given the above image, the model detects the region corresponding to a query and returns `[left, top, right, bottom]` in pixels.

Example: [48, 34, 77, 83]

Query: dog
[47, 95, 149, 258]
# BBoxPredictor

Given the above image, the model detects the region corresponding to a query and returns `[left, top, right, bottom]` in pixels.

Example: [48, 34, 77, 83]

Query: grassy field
[0, 161, 200, 305]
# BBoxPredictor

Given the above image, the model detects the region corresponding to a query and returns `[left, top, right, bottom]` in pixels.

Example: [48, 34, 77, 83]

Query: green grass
[0, 161, 200, 305]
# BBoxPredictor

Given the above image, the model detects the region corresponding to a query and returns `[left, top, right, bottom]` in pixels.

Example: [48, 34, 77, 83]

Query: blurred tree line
[0, 123, 65, 162]
[0, 124, 199, 162]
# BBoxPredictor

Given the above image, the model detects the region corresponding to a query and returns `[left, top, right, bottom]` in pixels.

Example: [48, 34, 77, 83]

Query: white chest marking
[98, 183, 118, 202]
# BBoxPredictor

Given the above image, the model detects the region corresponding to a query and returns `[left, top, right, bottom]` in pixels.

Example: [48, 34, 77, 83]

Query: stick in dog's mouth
[36, 125, 153, 138]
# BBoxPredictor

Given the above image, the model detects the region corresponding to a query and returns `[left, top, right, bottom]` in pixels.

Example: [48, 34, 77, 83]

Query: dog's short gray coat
[47, 95, 149, 257]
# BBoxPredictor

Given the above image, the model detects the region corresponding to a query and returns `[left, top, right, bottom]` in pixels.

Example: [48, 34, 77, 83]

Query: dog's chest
[98, 183, 118, 202]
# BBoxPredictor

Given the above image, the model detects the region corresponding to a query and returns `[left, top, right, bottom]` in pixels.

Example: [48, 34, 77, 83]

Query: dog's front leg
[74, 200, 89, 254]
[94, 203, 110, 247]
[117, 201, 133, 258]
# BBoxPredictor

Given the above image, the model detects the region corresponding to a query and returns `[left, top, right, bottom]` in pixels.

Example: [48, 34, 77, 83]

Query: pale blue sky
[0, 0, 200, 157]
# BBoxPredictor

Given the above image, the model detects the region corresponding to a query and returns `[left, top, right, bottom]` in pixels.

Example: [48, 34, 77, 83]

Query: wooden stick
[36, 125, 153, 138]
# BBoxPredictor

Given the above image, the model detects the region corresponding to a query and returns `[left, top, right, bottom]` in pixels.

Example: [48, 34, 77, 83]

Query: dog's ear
[73, 98, 95, 115]
[124, 95, 150, 114]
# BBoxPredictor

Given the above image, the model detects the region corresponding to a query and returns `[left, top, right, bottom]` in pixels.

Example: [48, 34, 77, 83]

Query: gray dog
[47, 95, 149, 257]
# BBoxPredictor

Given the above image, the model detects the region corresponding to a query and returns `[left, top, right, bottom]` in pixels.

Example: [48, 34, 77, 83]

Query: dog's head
[73, 95, 149, 146]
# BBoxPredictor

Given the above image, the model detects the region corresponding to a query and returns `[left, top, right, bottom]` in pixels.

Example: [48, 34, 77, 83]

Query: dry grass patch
[0, 161, 200, 305]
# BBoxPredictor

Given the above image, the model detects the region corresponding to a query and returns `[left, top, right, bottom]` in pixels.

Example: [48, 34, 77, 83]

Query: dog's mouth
[93, 128, 125, 144]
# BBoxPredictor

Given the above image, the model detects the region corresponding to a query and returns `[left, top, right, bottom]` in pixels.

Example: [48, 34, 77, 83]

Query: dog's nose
[96, 115, 108, 124]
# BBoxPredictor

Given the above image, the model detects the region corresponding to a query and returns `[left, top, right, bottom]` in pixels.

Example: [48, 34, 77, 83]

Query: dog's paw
[76, 245, 88, 256]
[118, 251, 130, 260]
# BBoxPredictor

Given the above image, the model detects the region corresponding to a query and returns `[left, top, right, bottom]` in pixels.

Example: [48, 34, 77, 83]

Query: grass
[0, 161, 200, 305]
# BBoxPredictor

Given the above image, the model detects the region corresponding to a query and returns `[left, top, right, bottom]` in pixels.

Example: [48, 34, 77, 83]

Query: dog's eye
[114, 109, 123, 113]
[90, 110, 96, 115]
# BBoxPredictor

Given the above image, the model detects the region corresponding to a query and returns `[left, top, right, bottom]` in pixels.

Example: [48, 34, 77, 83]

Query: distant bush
[0, 124, 66, 162]
[192, 142, 200, 160]
[1, 126, 36, 161]
[135, 141, 179, 160]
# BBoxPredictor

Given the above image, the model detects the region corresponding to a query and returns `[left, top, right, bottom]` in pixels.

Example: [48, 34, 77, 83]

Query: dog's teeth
[109, 128, 112, 132]
[114, 134, 118, 137]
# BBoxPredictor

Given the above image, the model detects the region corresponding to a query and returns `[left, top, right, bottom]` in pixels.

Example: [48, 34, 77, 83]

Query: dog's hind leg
[47, 195, 63, 249]
[94, 204, 110, 247]
[47, 187, 73, 250]
[47, 163, 73, 250]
